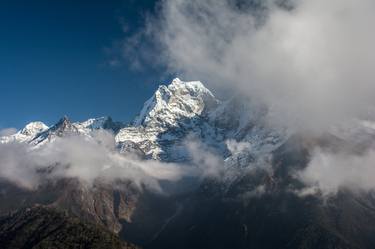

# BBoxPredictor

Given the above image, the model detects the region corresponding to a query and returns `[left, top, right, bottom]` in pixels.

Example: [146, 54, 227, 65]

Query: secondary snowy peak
[73, 116, 123, 134]
[133, 78, 218, 128]
[0, 116, 125, 147]
[31, 116, 126, 146]
[30, 116, 79, 146]
[45, 116, 78, 137]
[19, 122, 49, 136]
[0, 121, 49, 144]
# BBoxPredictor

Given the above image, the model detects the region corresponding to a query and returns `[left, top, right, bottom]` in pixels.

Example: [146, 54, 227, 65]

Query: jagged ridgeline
[1, 79, 375, 248]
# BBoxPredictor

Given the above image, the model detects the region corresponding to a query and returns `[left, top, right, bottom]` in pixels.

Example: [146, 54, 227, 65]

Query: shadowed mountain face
[138, 135, 375, 249]
[106, 134, 375, 249]
[0, 178, 140, 235]
[0, 206, 138, 249]
[2, 136, 375, 249]
[2, 79, 375, 248]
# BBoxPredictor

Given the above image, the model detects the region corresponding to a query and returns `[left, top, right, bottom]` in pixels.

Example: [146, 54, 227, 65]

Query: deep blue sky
[0, 0, 171, 129]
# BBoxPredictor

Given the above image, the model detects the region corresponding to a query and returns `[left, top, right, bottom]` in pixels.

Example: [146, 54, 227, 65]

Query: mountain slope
[0, 206, 139, 249]
[142, 134, 375, 249]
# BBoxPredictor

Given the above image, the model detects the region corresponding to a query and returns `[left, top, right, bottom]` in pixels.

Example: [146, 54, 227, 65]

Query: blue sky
[0, 0, 171, 129]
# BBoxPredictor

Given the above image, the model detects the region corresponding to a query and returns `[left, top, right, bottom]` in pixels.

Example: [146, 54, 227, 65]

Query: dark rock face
[0, 206, 138, 249]
[141, 187, 375, 249]
[116, 135, 375, 249]
[0, 178, 140, 235]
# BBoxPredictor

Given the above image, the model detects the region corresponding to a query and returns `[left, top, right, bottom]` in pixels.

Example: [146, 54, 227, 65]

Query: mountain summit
[134, 78, 218, 128]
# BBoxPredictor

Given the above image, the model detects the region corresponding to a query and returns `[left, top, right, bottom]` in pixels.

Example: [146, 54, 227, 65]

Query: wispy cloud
[297, 147, 375, 196]
[0, 131, 182, 191]
[0, 128, 17, 136]
[0, 130, 226, 192]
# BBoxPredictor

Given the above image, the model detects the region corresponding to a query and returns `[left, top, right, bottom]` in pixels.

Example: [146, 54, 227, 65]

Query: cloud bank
[127, 0, 375, 132]
[0, 131, 225, 192]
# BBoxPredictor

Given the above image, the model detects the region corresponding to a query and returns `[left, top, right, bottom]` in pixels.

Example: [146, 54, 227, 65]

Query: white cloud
[0, 131, 197, 192]
[0, 128, 17, 136]
[226, 139, 251, 155]
[298, 148, 375, 196]
[186, 139, 225, 178]
[128, 0, 375, 132]
[0, 129, 232, 193]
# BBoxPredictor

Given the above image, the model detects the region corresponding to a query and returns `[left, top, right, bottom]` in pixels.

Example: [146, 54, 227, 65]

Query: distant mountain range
[2, 78, 375, 249]
[1, 78, 283, 161]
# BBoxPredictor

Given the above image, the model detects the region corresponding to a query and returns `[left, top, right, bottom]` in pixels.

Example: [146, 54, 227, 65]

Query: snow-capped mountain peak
[0, 121, 49, 144]
[28, 116, 79, 146]
[133, 78, 218, 128]
[49, 116, 77, 134]
[0, 115, 124, 147]
[19, 121, 48, 136]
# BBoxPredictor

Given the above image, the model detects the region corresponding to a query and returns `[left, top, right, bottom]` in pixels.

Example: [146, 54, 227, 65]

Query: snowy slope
[115, 78, 285, 162]
[116, 78, 222, 160]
